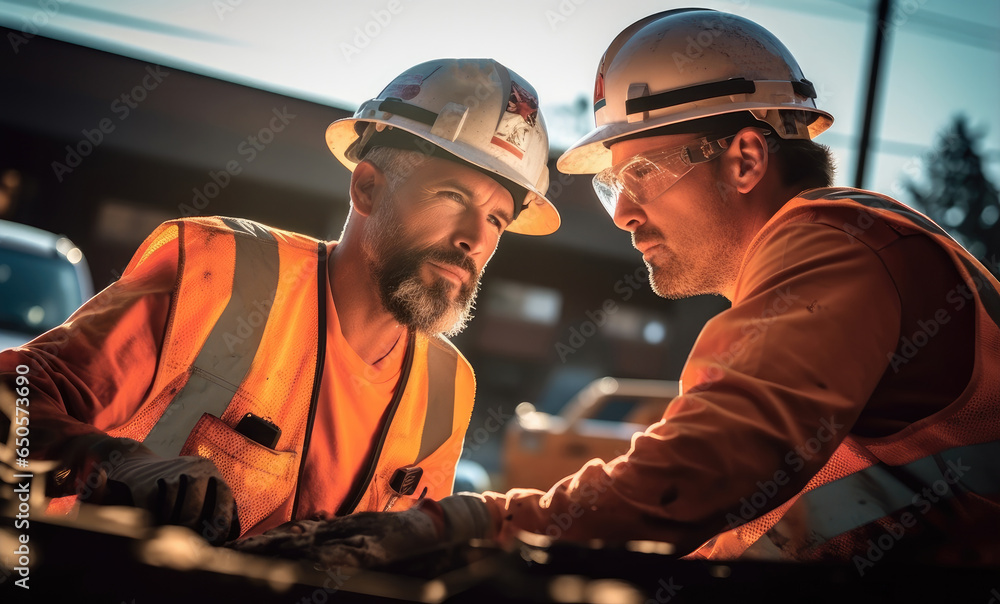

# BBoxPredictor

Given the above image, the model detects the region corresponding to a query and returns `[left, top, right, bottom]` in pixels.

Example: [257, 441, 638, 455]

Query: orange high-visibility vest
[694, 188, 1000, 561]
[47, 216, 473, 535]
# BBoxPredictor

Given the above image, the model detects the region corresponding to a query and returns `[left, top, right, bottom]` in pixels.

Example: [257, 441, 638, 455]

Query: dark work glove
[230, 494, 492, 568]
[62, 435, 239, 544]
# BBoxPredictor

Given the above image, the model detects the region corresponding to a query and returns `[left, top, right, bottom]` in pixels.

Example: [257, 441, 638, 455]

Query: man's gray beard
[387, 269, 479, 337]
[361, 199, 481, 337]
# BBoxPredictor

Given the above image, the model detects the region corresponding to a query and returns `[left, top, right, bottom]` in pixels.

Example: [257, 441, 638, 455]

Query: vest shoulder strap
[417, 335, 461, 462]
[144, 217, 282, 457]
[794, 188, 1000, 327]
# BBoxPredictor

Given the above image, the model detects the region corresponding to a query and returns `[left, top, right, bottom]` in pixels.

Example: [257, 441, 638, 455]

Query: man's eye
[620, 169, 648, 188]
[631, 161, 657, 179]
[488, 215, 504, 231]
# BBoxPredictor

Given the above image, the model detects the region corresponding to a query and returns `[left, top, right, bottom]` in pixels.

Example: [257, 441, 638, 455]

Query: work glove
[230, 494, 493, 569]
[56, 434, 239, 545]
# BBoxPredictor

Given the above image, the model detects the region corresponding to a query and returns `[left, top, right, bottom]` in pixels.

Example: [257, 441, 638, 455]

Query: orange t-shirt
[293, 278, 408, 520]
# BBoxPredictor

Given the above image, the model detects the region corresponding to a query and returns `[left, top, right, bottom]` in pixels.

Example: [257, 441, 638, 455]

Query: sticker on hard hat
[491, 81, 539, 160]
[381, 73, 426, 101]
[593, 72, 606, 112]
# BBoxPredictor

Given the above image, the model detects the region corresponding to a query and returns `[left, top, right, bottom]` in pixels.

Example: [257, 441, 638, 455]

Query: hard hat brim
[327, 117, 561, 236]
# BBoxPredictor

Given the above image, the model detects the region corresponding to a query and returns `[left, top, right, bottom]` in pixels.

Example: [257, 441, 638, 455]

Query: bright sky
[1, 0, 998, 199]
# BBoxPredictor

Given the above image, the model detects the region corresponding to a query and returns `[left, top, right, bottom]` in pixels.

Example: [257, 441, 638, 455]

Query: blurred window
[604, 305, 668, 345]
[484, 279, 562, 326]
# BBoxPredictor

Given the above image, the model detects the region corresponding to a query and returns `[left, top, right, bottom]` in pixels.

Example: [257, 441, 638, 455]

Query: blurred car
[502, 377, 679, 491]
[0, 219, 93, 350]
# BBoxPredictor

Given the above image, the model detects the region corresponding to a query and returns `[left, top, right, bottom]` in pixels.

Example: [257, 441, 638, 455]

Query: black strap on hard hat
[377, 98, 438, 126]
[625, 77, 818, 116]
[792, 79, 817, 99]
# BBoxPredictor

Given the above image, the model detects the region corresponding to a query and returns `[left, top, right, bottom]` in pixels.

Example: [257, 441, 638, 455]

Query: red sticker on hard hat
[382, 73, 424, 100]
[491, 81, 539, 160]
[594, 71, 606, 112]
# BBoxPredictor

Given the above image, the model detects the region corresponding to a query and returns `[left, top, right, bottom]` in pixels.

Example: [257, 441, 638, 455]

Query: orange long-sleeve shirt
[482, 194, 975, 553]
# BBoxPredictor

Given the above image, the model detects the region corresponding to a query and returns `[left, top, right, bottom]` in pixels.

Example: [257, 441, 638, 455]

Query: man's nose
[612, 194, 646, 232]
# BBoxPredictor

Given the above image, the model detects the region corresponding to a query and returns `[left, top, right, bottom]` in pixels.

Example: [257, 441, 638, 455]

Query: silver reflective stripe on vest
[416, 338, 458, 462]
[144, 218, 279, 457]
[744, 439, 1000, 557]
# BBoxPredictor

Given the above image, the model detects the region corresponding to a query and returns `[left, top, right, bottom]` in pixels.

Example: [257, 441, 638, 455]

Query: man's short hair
[766, 135, 835, 191]
[361, 146, 430, 194]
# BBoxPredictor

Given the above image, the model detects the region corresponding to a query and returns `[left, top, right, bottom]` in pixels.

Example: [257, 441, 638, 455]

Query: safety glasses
[592, 135, 735, 216]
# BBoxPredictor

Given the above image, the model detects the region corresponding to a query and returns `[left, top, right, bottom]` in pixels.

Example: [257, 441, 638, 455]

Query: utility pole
[854, 0, 893, 189]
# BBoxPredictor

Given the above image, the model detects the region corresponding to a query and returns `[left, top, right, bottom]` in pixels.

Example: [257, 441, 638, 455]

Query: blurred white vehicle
[502, 377, 679, 491]
[0, 219, 92, 350]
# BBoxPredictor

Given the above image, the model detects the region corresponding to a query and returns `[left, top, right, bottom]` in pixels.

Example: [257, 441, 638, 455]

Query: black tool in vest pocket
[382, 465, 423, 511]
[234, 413, 281, 448]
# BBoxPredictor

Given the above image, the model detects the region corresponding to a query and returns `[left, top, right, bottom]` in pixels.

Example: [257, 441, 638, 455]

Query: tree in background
[906, 114, 1000, 276]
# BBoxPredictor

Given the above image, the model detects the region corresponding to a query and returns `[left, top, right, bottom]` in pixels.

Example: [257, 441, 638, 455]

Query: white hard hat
[327, 58, 560, 236]
[557, 9, 834, 175]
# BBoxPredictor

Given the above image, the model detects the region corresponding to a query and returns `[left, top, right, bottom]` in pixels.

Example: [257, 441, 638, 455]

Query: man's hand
[68, 437, 239, 544]
[232, 509, 439, 568]
[230, 495, 493, 569]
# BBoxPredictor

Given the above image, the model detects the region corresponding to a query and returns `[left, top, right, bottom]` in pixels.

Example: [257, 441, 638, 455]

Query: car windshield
[0, 248, 84, 335]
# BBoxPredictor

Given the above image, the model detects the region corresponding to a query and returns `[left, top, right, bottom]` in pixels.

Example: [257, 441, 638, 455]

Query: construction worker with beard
[232, 10, 1000, 567]
[0, 58, 559, 543]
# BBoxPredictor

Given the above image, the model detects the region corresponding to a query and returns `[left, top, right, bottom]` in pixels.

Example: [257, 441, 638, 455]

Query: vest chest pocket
[179, 412, 298, 537]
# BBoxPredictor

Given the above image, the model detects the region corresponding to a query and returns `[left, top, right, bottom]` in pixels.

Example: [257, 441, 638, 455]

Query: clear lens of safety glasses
[592, 136, 734, 217]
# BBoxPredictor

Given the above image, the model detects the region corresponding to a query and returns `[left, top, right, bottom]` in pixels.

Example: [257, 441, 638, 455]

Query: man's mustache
[632, 227, 664, 249]
[421, 247, 477, 281]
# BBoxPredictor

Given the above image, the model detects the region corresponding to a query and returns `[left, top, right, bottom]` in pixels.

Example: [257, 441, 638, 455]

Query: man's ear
[728, 127, 769, 194]
[349, 160, 385, 217]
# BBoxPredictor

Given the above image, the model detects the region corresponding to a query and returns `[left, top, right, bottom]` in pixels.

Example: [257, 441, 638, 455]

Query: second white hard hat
[558, 9, 834, 175]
